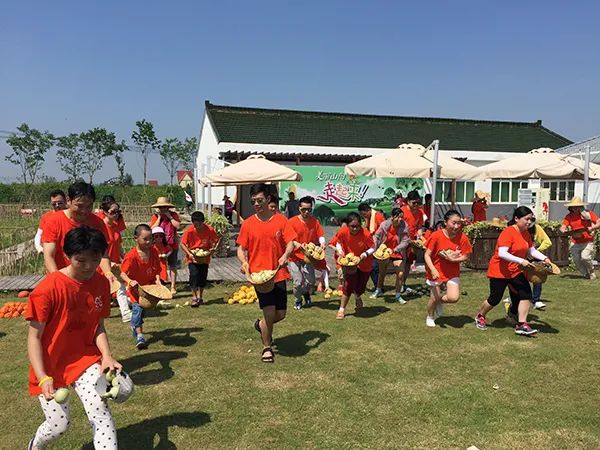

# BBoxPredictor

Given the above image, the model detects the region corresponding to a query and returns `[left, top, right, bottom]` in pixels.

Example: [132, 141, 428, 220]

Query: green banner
[280, 165, 424, 225]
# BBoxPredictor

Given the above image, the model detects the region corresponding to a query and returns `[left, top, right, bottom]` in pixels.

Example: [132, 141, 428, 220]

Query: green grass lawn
[1, 272, 600, 449]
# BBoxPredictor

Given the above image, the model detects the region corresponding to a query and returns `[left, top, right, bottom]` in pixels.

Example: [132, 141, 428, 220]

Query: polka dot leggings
[33, 363, 117, 449]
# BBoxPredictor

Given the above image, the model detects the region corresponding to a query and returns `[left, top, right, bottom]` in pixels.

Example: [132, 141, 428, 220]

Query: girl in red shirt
[474, 206, 554, 336]
[331, 212, 375, 319]
[101, 199, 132, 323]
[26, 226, 122, 450]
[120, 224, 162, 350]
[152, 226, 172, 284]
[423, 210, 472, 328]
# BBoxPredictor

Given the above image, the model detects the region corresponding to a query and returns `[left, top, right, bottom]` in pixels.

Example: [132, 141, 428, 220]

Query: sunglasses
[251, 197, 265, 205]
[300, 207, 312, 213]
[108, 209, 121, 215]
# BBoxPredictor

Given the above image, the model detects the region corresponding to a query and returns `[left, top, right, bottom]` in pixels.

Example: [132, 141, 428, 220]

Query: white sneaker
[401, 286, 415, 295]
[426, 316, 436, 327]
[533, 301, 546, 310]
[435, 302, 444, 319]
[395, 293, 407, 304]
[590, 272, 597, 280]
[370, 289, 383, 299]
[122, 310, 132, 323]
[502, 297, 510, 304]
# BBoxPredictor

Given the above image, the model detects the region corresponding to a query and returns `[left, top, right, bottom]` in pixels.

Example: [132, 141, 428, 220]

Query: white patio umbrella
[200, 154, 302, 186]
[474, 148, 600, 180]
[344, 143, 480, 180]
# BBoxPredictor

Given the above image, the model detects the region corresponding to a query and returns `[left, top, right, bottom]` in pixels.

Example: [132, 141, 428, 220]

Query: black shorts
[487, 273, 532, 306]
[167, 247, 180, 270]
[189, 263, 209, 289]
[257, 281, 288, 310]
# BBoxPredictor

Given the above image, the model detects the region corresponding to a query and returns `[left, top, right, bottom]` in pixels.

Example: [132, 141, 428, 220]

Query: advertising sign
[279, 165, 424, 225]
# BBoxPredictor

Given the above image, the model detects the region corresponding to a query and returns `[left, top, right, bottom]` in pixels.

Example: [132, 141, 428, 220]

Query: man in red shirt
[400, 190, 426, 295]
[358, 203, 385, 290]
[237, 184, 295, 363]
[283, 196, 325, 310]
[559, 197, 600, 280]
[42, 182, 113, 281]
[34, 189, 67, 253]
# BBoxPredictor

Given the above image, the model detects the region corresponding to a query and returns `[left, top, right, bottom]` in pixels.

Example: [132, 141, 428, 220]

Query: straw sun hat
[565, 196, 586, 208]
[474, 190, 490, 200]
[151, 197, 175, 208]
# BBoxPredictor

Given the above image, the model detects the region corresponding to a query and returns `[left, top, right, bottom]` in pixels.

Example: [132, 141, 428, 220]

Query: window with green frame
[435, 181, 475, 203]
[491, 180, 528, 203]
[541, 181, 575, 201]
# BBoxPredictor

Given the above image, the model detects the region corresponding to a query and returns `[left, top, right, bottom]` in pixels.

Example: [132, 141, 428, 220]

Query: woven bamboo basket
[525, 261, 561, 284]
[138, 284, 173, 309]
[337, 257, 358, 275]
[246, 270, 277, 294]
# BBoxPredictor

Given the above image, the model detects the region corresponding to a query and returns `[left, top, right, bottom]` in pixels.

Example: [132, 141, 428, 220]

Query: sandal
[261, 347, 274, 363]
[336, 310, 345, 320]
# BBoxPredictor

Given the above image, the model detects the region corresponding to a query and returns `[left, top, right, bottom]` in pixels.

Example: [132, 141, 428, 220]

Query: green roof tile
[205, 101, 572, 153]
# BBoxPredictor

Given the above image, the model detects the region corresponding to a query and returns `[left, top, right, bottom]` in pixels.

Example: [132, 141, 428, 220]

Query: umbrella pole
[584, 144, 591, 204]
[208, 182, 212, 218]
[430, 140, 440, 226]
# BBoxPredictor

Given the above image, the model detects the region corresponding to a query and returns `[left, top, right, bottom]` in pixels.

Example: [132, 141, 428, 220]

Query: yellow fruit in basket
[325, 288, 332, 295]
[227, 298, 234, 304]
[324, 293, 331, 299]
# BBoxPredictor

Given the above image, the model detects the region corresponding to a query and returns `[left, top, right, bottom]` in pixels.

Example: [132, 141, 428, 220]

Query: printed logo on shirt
[94, 296, 103, 311]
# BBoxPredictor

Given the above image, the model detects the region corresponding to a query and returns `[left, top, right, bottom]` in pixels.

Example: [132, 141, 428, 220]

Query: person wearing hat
[471, 191, 489, 223]
[223, 195, 235, 224]
[559, 197, 600, 280]
[149, 197, 181, 294]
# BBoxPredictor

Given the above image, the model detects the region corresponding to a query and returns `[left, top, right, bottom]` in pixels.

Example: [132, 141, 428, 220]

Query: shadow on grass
[146, 327, 203, 347]
[144, 308, 169, 318]
[120, 351, 188, 385]
[352, 305, 391, 318]
[310, 299, 340, 311]
[561, 274, 587, 280]
[0, 331, 5, 339]
[437, 315, 474, 329]
[82, 411, 211, 450]
[274, 330, 330, 357]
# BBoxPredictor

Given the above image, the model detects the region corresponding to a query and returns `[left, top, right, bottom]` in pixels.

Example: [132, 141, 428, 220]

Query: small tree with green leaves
[180, 136, 198, 171]
[5, 123, 54, 184]
[160, 137, 184, 185]
[131, 119, 161, 185]
[79, 128, 117, 183]
[113, 139, 128, 183]
[56, 133, 84, 182]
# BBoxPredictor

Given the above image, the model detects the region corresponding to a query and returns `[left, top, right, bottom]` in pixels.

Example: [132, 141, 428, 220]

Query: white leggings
[33, 363, 117, 450]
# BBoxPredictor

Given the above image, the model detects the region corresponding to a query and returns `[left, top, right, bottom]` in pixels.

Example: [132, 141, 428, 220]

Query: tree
[113, 139, 128, 183]
[5, 123, 54, 184]
[79, 128, 117, 183]
[180, 137, 198, 171]
[56, 133, 84, 182]
[131, 119, 161, 185]
[160, 137, 184, 185]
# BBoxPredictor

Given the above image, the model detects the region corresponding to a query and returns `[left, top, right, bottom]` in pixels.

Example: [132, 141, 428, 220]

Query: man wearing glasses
[400, 190, 426, 295]
[237, 184, 295, 363]
[283, 196, 325, 310]
[34, 189, 67, 253]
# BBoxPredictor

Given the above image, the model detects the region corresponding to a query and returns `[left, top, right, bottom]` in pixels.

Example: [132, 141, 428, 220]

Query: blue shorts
[131, 302, 145, 328]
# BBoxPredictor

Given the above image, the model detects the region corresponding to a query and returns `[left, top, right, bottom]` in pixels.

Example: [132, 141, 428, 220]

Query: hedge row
[0, 183, 190, 206]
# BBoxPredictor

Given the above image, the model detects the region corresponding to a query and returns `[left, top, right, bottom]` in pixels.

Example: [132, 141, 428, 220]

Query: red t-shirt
[402, 206, 425, 238]
[104, 220, 123, 264]
[95, 211, 126, 233]
[180, 224, 220, 264]
[25, 271, 111, 395]
[38, 210, 56, 231]
[42, 211, 110, 270]
[121, 247, 161, 303]
[562, 211, 598, 244]
[283, 216, 324, 262]
[425, 229, 472, 282]
[382, 223, 407, 259]
[365, 211, 386, 235]
[472, 201, 487, 223]
[331, 226, 374, 272]
[487, 226, 533, 279]
[236, 213, 290, 283]
[152, 242, 171, 281]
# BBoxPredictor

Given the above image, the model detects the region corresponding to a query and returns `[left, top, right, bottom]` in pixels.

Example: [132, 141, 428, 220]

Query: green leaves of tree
[5, 123, 54, 184]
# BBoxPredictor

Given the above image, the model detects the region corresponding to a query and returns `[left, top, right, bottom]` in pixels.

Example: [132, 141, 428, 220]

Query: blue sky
[1, 0, 599, 184]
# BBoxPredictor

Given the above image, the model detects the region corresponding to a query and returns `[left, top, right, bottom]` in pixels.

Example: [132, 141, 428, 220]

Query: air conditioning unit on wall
[518, 188, 550, 220]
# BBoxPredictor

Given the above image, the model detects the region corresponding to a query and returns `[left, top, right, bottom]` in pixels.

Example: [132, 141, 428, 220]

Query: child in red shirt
[180, 211, 220, 307]
[331, 212, 375, 319]
[152, 226, 172, 283]
[120, 224, 162, 350]
[423, 210, 472, 328]
[26, 226, 122, 449]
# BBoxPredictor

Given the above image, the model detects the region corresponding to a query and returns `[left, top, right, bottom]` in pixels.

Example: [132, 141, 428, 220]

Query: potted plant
[206, 213, 232, 258]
